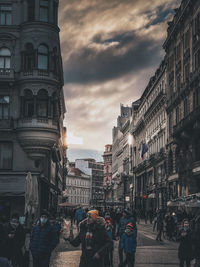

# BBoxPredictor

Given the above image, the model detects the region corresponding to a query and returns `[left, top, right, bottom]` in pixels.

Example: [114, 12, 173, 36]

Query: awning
[0, 176, 25, 196]
[58, 202, 79, 208]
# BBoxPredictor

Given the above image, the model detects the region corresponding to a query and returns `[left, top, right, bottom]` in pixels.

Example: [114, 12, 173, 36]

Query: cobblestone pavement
[50, 220, 196, 267]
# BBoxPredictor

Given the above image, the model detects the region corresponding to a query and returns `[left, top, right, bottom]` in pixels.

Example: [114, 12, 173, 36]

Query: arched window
[25, 43, 35, 71]
[40, 0, 49, 22]
[37, 89, 48, 117]
[24, 89, 34, 117]
[0, 47, 11, 69]
[38, 45, 48, 70]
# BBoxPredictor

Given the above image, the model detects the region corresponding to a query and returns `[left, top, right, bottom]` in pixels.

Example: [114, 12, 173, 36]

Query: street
[50, 220, 186, 267]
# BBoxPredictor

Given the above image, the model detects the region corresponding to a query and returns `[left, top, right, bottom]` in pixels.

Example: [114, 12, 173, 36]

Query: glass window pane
[3, 105, 9, 119]
[0, 143, 12, 169]
[0, 106, 2, 119]
[1, 6, 12, 11]
[6, 13, 11, 25]
[41, 0, 48, 7]
[38, 45, 48, 54]
[37, 101, 47, 117]
[0, 48, 11, 56]
[0, 57, 4, 68]
[3, 96, 10, 103]
[38, 55, 48, 70]
[5, 57, 10, 68]
[40, 7, 48, 22]
[0, 13, 5, 24]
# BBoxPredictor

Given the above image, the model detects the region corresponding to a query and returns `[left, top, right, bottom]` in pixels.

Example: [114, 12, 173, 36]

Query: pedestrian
[192, 216, 200, 267]
[105, 212, 114, 267]
[121, 222, 137, 267]
[178, 219, 193, 267]
[117, 209, 136, 267]
[75, 206, 85, 231]
[65, 209, 112, 267]
[5, 213, 25, 267]
[156, 212, 164, 241]
[30, 211, 58, 267]
[153, 212, 157, 232]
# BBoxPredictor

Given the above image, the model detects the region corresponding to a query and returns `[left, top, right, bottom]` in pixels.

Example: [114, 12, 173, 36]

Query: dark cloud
[64, 33, 162, 84]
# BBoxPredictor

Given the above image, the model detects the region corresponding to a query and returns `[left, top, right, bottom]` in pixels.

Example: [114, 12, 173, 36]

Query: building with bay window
[0, 0, 67, 219]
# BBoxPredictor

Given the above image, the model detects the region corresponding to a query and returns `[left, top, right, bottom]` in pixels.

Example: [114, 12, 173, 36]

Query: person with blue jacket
[30, 211, 58, 267]
[75, 207, 85, 230]
[121, 222, 137, 267]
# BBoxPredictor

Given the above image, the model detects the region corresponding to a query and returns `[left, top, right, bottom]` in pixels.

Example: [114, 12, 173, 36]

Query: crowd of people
[0, 207, 200, 267]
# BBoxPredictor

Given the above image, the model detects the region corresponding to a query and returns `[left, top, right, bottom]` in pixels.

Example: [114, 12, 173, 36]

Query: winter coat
[5, 223, 25, 264]
[0, 224, 8, 258]
[121, 230, 137, 254]
[75, 208, 85, 223]
[178, 227, 193, 260]
[30, 222, 58, 258]
[0, 257, 12, 267]
[69, 217, 112, 267]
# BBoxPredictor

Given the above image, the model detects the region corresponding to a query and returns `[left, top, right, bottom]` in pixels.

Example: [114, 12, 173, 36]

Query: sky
[58, 0, 181, 161]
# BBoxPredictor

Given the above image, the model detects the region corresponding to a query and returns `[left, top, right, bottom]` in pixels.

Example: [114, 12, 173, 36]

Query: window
[176, 74, 181, 91]
[184, 63, 190, 81]
[0, 96, 9, 119]
[40, 0, 49, 22]
[0, 48, 11, 69]
[27, 0, 35, 21]
[37, 89, 48, 117]
[24, 43, 35, 71]
[194, 50, 200, 70]
[38, 45, 48, 70]
[0, 5, 12, 25]
[193, 88, 199, 109]
[184, 98, 188, 117]
[24, 90, 34, 117]
[176, 43, 181, 60]
[0, 142, 12, 170]
[169, 113, 172, 135]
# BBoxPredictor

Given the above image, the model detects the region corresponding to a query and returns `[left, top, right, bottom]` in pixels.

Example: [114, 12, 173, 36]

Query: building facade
[131, 61, 167, 214]
[0, 0, 66, 219]
[75, 159, 104, 207]
[103, 144, 113, 207]
[66, 163, 90, 207]
[112, 105, 132, 207]
[164, 0, 200, 200]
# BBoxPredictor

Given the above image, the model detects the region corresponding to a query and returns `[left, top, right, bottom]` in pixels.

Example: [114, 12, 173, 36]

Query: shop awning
[0, 176, 25, 196]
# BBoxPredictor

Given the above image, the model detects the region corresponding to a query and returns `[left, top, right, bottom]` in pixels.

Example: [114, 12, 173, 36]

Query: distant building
[112, 105, 132, 207]
[103, 145, 113, 206]
[75, 159, 104, 207]
[0, 0, 66, 219]
[66, 163, 91, 207]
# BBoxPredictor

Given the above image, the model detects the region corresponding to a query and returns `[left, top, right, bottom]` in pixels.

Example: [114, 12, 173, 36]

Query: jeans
[33, 254, 51, 267]
[179, 258, 191, 267]
[122, 252, 135, 267]
[118, 238, 123, 265]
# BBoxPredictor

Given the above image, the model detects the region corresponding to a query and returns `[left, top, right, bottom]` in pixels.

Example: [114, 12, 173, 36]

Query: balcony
[19, 69, 60, 83]
[0, 69, 14, 81]
[16, 117, 59, 160]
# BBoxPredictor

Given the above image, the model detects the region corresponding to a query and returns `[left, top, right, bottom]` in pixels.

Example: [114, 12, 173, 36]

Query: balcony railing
[21, 69, 59, 81]
[0, 68, 14, 79]
[17, 117, 58, 130]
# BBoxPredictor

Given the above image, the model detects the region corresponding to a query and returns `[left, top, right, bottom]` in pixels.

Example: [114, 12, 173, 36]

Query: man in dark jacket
[30, 211, 58, 267]
[5, 213, 25, 267]
[66, 209, 112, 267]
[193, 217, 200, 267]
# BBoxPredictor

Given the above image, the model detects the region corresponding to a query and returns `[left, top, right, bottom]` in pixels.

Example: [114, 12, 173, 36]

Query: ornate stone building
[130, 61, 167, 213]
[66, 163, 90, 207]
[75, 159, 104, 207]
[0, 0, 66, 218]
[164, 0, 200, 200]
[112, 105, 132, 207]
[103, 144, 113, 207]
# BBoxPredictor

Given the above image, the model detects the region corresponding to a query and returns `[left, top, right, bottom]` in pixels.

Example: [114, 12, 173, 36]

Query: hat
[40, 210, 50, 217]
[126, 222, 133, 231]
[87, 210, 99, 221]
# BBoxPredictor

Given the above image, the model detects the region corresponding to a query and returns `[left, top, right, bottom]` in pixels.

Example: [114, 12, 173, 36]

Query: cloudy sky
[59, 0, 181, 161]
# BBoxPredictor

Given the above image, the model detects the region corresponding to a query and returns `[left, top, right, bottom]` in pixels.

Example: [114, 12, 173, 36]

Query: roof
[69, 167, 89, 177]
